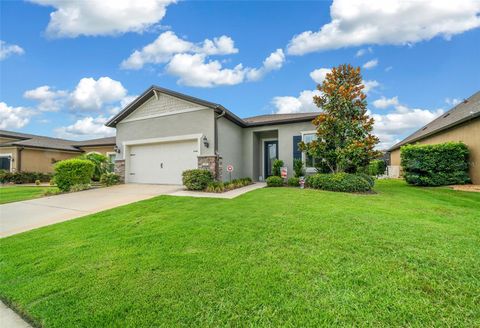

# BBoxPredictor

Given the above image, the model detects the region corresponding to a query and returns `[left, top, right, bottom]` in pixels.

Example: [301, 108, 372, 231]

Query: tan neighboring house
[0, 130, 116, 173]
[389, 90, 480, 184]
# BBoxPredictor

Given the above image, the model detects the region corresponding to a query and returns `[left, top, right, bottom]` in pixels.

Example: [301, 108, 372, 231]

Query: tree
[300, 64, 380, 173]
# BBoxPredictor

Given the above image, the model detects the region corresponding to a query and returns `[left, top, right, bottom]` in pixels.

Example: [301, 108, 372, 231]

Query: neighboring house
[388, 90, 480, 184]
[106, 86, 318, 184]
[0, 130, 116, 173]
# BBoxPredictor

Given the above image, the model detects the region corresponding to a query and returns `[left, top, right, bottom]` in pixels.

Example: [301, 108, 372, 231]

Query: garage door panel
[128, 140, 197, 184]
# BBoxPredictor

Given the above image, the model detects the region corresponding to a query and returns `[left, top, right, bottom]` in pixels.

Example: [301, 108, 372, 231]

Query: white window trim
[0, 153, 13, 172]
[301, 130, 317, 173]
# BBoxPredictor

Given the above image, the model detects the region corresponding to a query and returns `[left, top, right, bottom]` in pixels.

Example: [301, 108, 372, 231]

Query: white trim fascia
[119, 107, 207, 125]
[0, 152, 13, 172]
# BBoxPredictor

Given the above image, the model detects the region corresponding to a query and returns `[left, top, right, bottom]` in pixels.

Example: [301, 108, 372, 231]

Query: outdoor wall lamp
[203, 136, 209, 148]
[114, 145, 121, 154]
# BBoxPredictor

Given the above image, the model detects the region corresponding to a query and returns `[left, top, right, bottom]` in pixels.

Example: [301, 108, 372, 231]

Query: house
[0, 130, 116, 173]
[106, 86, 319, 184]
[388, 90, 480, 184]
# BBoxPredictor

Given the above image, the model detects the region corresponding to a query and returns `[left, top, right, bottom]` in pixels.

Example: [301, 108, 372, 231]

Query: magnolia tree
[300, 64, 379, 173]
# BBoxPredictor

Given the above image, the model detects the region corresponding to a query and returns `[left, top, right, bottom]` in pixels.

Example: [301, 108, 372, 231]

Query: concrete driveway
[0, 184, 182, 238]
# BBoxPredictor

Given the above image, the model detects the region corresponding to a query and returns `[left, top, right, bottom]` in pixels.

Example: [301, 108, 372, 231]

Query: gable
[121, 92, 206, 123]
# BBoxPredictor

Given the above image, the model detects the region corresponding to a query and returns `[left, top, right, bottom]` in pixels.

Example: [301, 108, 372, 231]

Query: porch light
[203, 136, 209, 148]
[114, 145, 121, 154]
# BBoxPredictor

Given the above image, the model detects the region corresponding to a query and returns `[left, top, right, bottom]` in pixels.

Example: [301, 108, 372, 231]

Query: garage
[127, 140, 198, 184]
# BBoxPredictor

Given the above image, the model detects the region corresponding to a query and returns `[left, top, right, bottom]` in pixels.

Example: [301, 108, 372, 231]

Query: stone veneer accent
[114, 159, 125, 183]
[198, 155, 222, 181]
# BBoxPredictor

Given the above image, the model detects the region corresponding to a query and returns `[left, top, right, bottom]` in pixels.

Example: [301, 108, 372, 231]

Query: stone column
[197, 155, 222, 181]
[114, 159, 125, 183]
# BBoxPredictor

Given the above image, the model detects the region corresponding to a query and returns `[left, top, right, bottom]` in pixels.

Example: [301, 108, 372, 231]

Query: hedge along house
[106, 86, 318, 184]
[0, 130, 116, 173]
[388, 90, 480, 184]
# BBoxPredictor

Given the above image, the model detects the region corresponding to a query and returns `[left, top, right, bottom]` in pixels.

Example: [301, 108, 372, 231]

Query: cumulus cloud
[287, 0, 480, 55]
[70, 77, 127, 111]
[0, 102, 33, 129]
[55, 116, 115, 139]
[0, 40, 25, 60]
[30, 0, 176, 38]
[23, 85, 67, 112]
[373, 96, 399, 109]
[445, 97, 462, 106]
[355, 47, 373, 57]
[309, 68, 331, 84]
[272, 90, 322, 114]
[363, 59, 379, 69]
[246, 49, 285, 81]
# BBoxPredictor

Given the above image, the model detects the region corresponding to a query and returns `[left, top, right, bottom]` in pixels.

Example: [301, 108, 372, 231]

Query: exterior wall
[242, 121, 315, 180]
[390, 118, 480, 184]
[217, 116, 244, 180]
[21, 148, 81, 173]
[79, 145, 115, 155]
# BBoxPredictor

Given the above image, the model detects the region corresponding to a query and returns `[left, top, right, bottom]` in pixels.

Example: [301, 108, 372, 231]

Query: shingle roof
[389, 91, 480, 151]
[0, 130, 115, 152]
[243, 113, 319, 125]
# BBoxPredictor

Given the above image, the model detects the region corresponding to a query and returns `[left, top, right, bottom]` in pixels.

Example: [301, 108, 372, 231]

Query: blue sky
[1, 0, 479, 148]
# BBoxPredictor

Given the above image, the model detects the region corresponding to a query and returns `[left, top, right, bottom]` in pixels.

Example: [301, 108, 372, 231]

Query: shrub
[293, 158, 304, 178]
[100, 172, 120, 186]
[69, 183, 92, 192]
[35, 180, 41, 186]
[182, 169, 213, 190]
[362, 159, 386, 176]
[272, 159, 284, 177]
[54, 159, 94, 192]
[356, 173, 375, 188]
[401, 142, 470, 186]
[206, 181, 225, 193]
[0, 171, 53, 184]
[266, 176, 284, 187]
[287, 177, 300, 187]
[79, 153, 109, 181]
[306, 173, 372, 192]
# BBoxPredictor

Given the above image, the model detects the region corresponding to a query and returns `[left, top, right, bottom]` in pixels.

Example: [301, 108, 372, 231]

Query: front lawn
[0, 186, 58, 204]
[1, 180, 479, 327]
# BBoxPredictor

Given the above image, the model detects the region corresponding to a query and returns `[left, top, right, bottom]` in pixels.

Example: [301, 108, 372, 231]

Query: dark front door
[264, 140, 278, 178]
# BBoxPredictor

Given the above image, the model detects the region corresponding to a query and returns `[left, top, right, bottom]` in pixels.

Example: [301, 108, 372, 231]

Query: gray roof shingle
[243, 112, 319, 125]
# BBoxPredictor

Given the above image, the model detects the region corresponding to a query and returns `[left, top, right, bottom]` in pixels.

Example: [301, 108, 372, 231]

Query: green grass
[0, 180, 479, 327]
[0, 186, 58, 204]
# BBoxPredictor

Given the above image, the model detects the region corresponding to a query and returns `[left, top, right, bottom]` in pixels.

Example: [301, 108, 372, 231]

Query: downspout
[214, 107, 226, 154]
[17, 146, 24, 172]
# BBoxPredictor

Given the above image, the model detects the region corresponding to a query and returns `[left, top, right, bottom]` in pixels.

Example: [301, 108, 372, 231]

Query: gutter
[214, 107, 226, 153]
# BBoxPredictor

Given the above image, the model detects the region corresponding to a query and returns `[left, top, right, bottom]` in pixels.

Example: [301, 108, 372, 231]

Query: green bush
[35, 180, 41, 186]
[293, 158, 304, 178]
[401, 142, 470, 186]
[366, 160, 386, 176]
[287, 177, 300, 187]
[100, 172, 121, 186]
[69, 183, 92, 192]
[206, 181, 225, 193]
[356, 173, 375, 188]
[266, 176, 284, 187]
[272, 159, 284, 177]
[182, 169, 213, 190]
[54, 159, 94, 192]
[306, 173, 372, 192]
[79, 153, 109, 181]
[0, 171, 53, 184]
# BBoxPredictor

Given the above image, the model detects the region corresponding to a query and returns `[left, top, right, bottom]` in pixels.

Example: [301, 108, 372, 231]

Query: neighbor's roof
[106, 85, 319, 128]
[0, 130, 115, 152]
[389, 90, 480, 151]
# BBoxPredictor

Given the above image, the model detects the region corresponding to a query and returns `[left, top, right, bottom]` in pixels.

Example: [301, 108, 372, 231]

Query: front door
[264, 140, 278, 178]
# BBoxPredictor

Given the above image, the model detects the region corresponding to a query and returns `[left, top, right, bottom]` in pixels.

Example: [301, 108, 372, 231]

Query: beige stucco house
[389, 90, 480, 184]
[107, 86, 318, 184]
[0, 130, 116, 173]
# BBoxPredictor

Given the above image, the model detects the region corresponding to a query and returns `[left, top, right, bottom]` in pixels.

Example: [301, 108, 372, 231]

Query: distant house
[388, 91, 480, 184]
[0, 130, 116, 173]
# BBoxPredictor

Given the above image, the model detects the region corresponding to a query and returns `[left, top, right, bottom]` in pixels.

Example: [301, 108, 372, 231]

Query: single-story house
[106, 86, 319, 184]
[388, 90, 479, 184]
[0, 130, 116, 173]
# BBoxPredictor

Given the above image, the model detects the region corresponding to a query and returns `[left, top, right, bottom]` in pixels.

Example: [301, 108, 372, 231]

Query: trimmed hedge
[100, 172, 121, 186]
[182, 169, 213, 190]
[306, 173, 372, 192]
[54, 159, 94, 192]
[356, 173, 375, 188]
[401, 142, 470, 186]
[287, 177, 300, 187]
[0, 171, 53, 184]
[79, 153, 109, 181]
[266, 176, 284, 187]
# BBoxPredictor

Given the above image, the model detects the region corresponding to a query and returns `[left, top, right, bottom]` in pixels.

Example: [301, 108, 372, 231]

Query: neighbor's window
[302, 133, 317, 168]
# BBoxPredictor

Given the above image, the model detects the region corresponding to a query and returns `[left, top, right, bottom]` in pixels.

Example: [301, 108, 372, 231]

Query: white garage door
[128, 140, 198, 184]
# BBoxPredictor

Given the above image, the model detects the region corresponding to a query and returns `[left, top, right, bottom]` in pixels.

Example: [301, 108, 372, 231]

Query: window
[302, 133, 317, 168]
[107, 153, 116, 172]
[0, 155, 12, 172]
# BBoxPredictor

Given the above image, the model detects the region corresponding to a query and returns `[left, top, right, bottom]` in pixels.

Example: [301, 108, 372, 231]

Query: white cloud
[287, 0, 480, 55]
[355, 47, 372, 57]
[108, 95, 138, 115]
[0, 102, 33, 129]
[30, 0, 176, 38]
[445, 97, 462, 106]
[272, 89, 322, 114]
[363, 80, 380, 94]
[55, 116, 115, 139]
[363, 59, 379, 69]
[0, 40, 25, 60]
[246, 49, 285, 81]
[373, 96, 399, 109]
[310, 68, 331, 84]
[23, 85, 67, 112]
[200, 35, 239, 56]
[70, 77, 127, 111]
